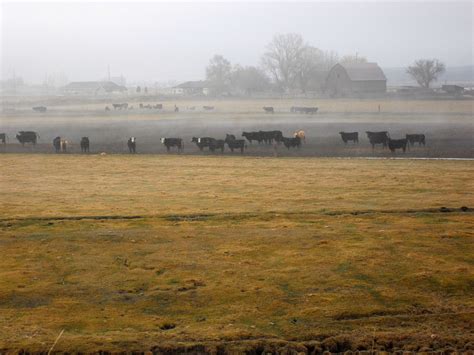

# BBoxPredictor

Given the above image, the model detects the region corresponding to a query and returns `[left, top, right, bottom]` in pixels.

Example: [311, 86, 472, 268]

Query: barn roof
[338, 63, 387, 81]
[174, 80, 210, 89]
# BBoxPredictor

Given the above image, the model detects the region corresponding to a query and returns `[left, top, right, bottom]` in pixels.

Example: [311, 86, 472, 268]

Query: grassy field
[1, 155, 473, 352]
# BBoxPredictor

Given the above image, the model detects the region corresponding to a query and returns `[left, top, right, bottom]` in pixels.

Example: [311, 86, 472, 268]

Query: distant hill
[383, 65, 474, 87]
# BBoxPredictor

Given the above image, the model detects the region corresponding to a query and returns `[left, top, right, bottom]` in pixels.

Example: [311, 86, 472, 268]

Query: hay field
[1, 154, 473, 352]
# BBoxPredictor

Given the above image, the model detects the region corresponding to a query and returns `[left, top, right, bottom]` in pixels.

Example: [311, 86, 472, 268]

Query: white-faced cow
[127, 137, 136, 153]
[161, 138, 183, 152]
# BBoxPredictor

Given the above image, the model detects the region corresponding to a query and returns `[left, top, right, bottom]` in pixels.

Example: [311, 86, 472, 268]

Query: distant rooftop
[62, 81, 127, 92]
[338, 62, 387, 81]
[174, 80, 210, 89]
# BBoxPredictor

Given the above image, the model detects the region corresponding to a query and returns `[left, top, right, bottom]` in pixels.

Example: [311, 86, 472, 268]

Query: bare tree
[340, 54, 367, 64]
[206, 54, 232, 95]
[406, 59, 446, 88]
[261, 33, 306, 92]
[296, 46, 325, 93]
[231, 65, 270, 96]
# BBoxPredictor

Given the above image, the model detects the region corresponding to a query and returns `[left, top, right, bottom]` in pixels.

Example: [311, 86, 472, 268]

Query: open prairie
[1, 154, 473, 352]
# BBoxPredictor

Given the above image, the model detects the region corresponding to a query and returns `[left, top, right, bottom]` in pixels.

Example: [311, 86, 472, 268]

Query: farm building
[325, 62, 387, 96]
[172, 81, 210, 96]
[61, 81, 127, 95]
[441, 84, 464, 95]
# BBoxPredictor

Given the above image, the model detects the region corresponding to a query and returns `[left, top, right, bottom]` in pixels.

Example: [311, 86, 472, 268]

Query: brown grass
[0, 155, 473, 352]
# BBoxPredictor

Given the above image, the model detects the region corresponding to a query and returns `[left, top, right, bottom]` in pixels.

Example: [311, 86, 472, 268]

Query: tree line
[205, 33, 446, 96]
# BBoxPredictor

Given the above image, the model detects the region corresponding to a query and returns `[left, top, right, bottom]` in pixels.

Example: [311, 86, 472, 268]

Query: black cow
[53, 136, 61, 153]
[242, 131, 264, 144]
[366, 131, 389, 149]
[161, 138, 183, 152]
[16, 131, 39, 145]
[339, 132, 359, 144]
[225, 134, 245, 153]
[154, 104, 163, 109]
[209, 138, 225, 153]
[263, 106, 274, 114]
[260, 130, 283, 144]
[80, 137, 90, 153]
[282, 136, 301, 150]
[0, 133, 7, 144]
[32, 106, 47, 113]
[192, 137, 213, 151]
[203, 106, 214, 111]
[291, 106, 318, 114]
[127, 137, 136, 153]
[406, 134, 426, 147]
[174, 105, 179, 112]
[113, 103, 128, 110]
[388, 138, 408, 153]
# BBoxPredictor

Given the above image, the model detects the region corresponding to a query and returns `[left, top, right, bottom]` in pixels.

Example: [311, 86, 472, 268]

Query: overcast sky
[1, 1, 472, 84]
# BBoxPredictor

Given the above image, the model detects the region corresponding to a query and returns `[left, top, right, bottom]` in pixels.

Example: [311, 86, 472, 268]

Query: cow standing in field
[16, 131, 39, 145]
[366, 131, 389, 149]
[32, 106, 47, 113]
[209, 138, 225, 153]
[225, 134, 245, 153]
[60, 139, 68, 153]
[161, 138, 183, 152]
[80, 137, 90, 153]
[294, 130, 306, 143]
[291, 106, 318, 114]
[127, 137, 136, 153]
[242, 131, 264, 144]
[260, 130, 283, 144]
[192, 137, 213, 151]
[0, 133, 7, 144]
[263, 106, 274, 114]
[339, 132, 359, 144]
[53, 136, 61, 153]
[282, 136, 302, 150]
[406, 134, 426, 147]
[174, 105, 179, 112]
[388, 138, 408, 153]
[203, 106, 214, 111]
[113, 103, 128, 110]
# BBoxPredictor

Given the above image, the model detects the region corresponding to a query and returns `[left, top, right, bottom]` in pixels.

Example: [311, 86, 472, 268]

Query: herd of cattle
[1, 130, 426, 154]
[31, 104, 319, 114]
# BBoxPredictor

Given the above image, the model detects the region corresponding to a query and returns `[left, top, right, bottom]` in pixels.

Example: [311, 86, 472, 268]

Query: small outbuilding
[441, 84, 464, 95]
[172, 81, 210, 96]
[325, 62, 387, 96]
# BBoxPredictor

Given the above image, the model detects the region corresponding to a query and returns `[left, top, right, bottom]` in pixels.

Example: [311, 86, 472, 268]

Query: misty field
[1, 98, 473, 159]
[1, 154, 473, 352]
